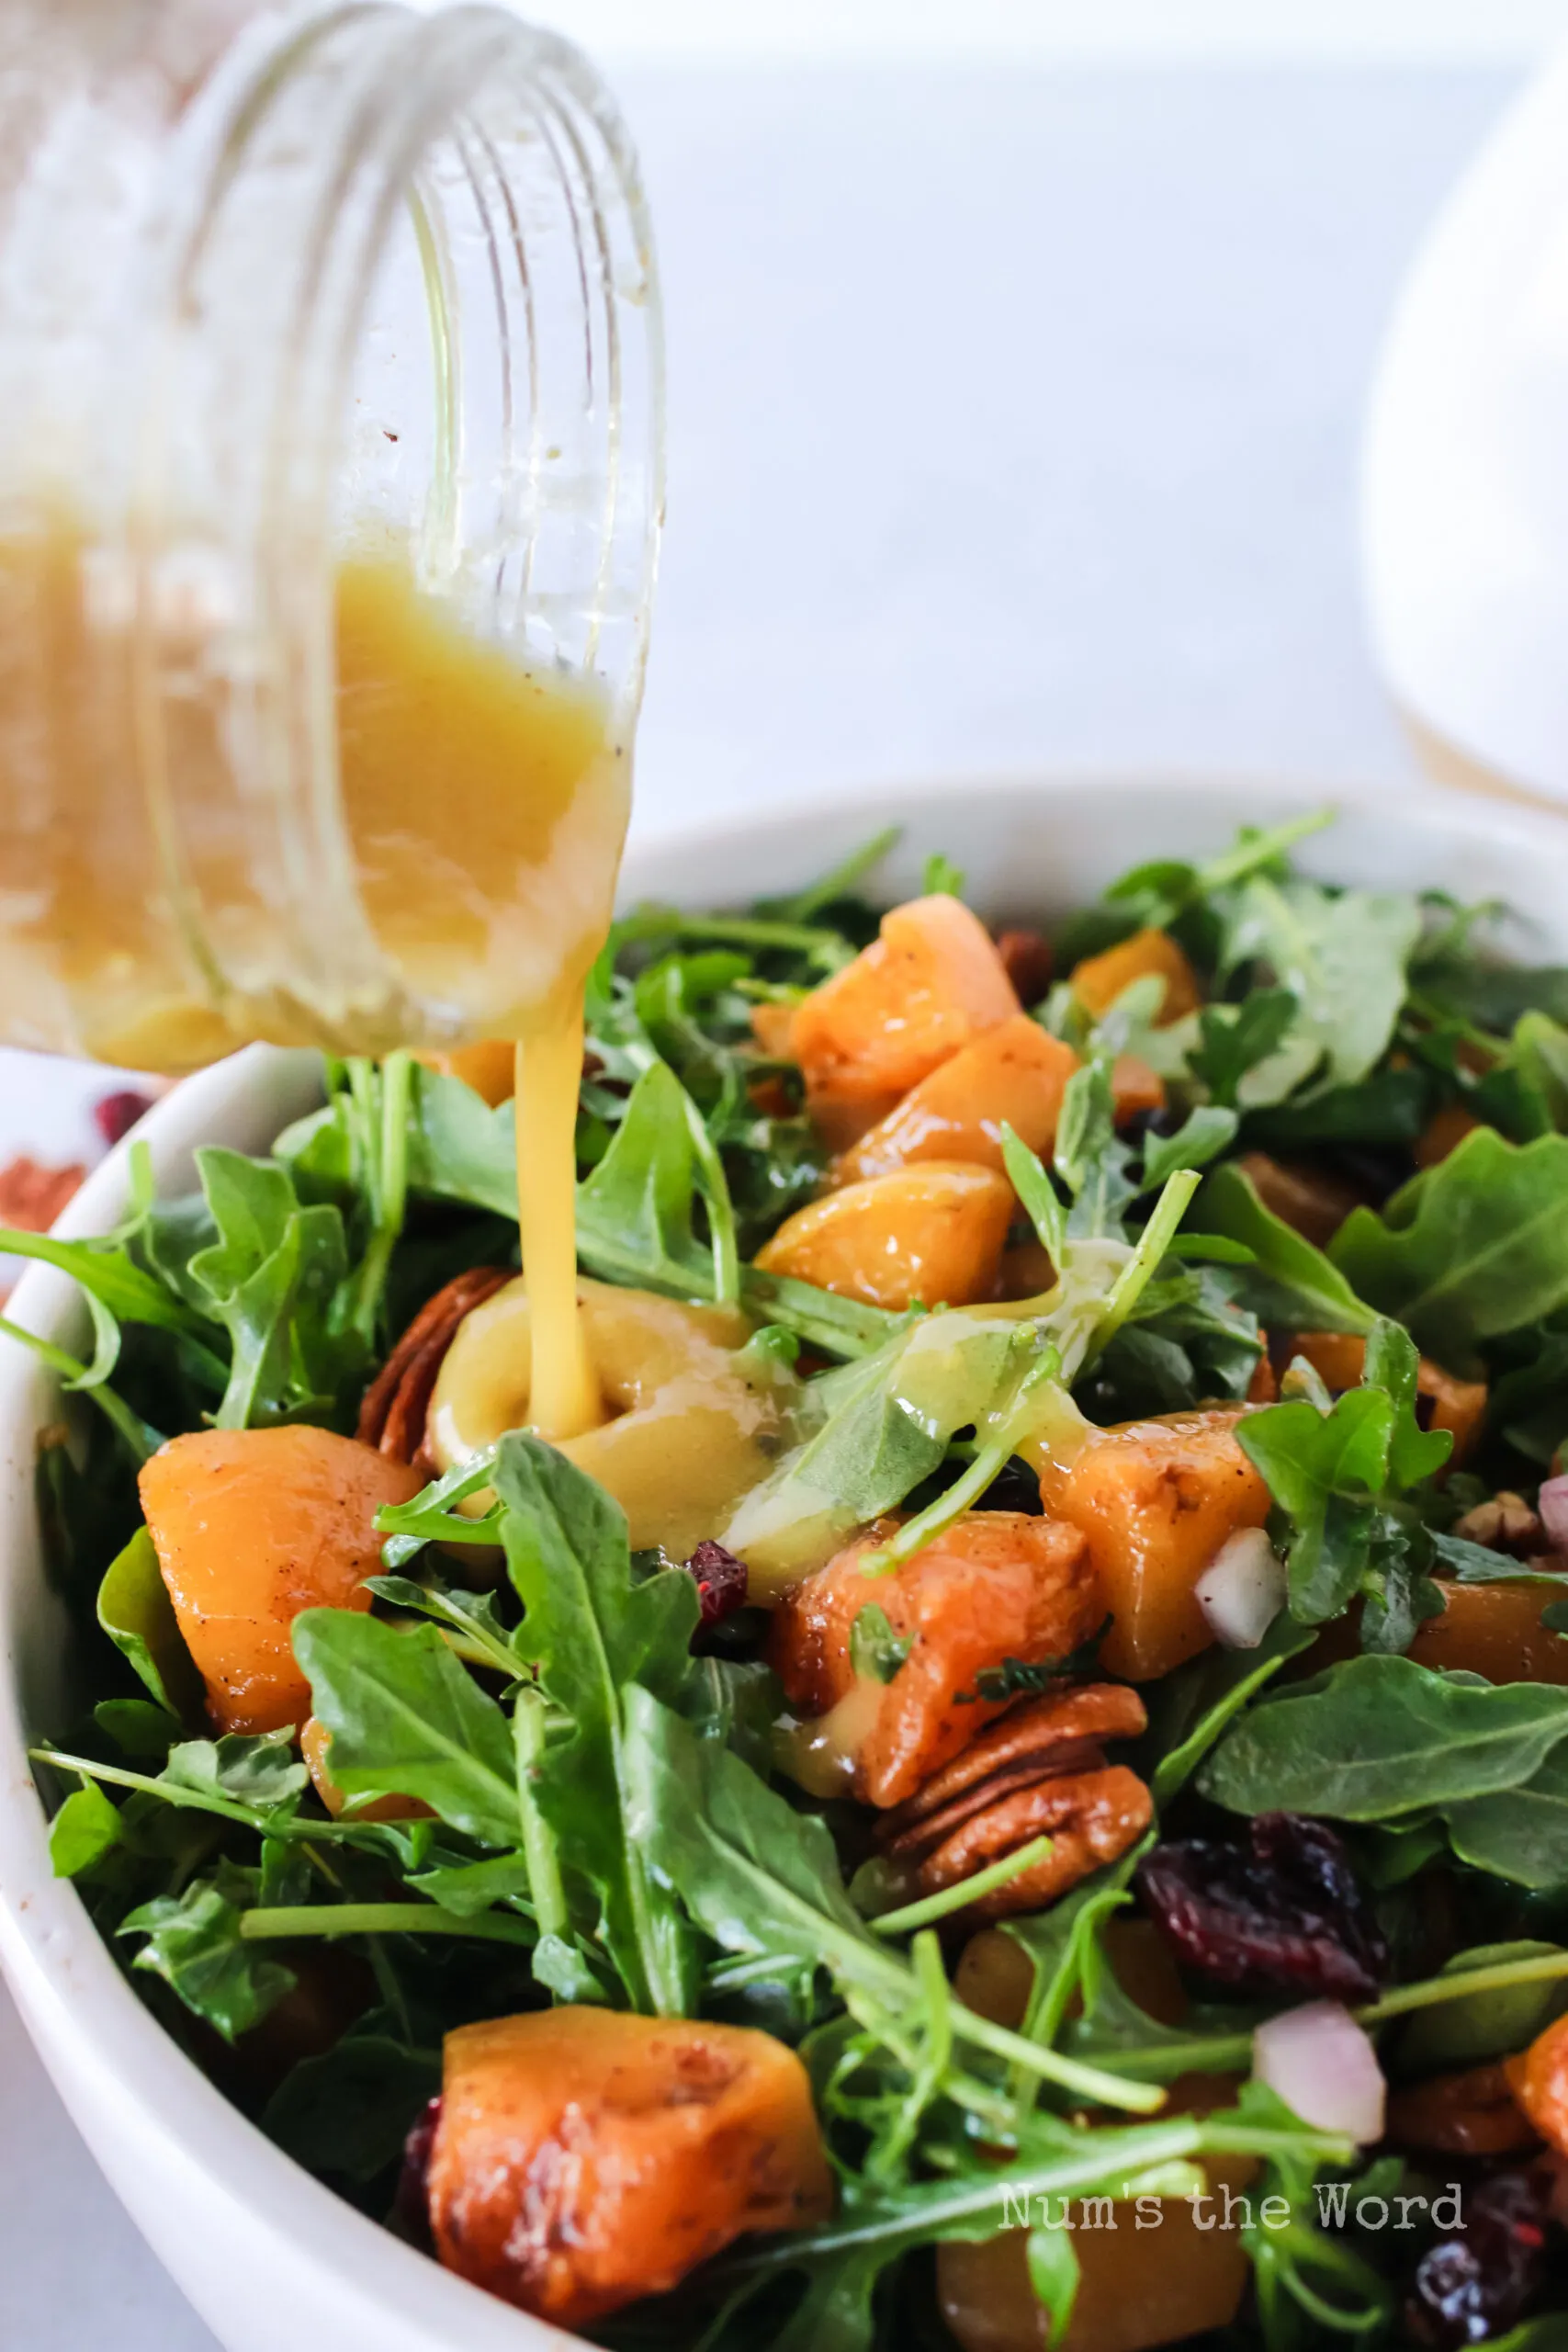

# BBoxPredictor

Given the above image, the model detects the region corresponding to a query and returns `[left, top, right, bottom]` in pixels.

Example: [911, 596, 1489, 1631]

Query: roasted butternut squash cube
[1290, 1331, 1486, 1464]
[429, 2009, 831, 2327]
[770, 1510, 1100, 1807]
[413, 1039, 516, 1106]
[1408, 1579, 1568, 1686]
[936, 2165, 1253, 2352]
[139, 1426, 422, 1735]
[789, 894, 1020, 1148]
[1069, 928, 1201, 1026]
[749, 999, 798, 1060]
[938, 1989, 1249, 2352]
[1027, 1411, 1271, 1681]
[833, 1014, 1080, 1185]
[299, 1716, 430, 1823]
[754, 1161, 1015, 1311]
[1111, 1054, 1167, 1123]
[1509, 2014, 1568, 2157]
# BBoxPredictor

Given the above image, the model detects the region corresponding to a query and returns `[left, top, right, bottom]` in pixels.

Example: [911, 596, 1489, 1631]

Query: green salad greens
[14, 811, 1568, 2351]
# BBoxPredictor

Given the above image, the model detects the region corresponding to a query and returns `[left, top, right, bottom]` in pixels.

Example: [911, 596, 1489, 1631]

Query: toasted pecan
[876, 1681, 1151, 1923]
[357, 1268, 511, 1463]
[881, 1682, 1147, 1840]
[904, 1764, 1153, 1920]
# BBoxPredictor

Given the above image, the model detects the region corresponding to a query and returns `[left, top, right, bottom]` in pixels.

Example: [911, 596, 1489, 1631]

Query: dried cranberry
[1136, 1813, 1388, 2000]
[391, 2094, 441, 2248]
[1405, 2171, 1551, 2347]
[684, 1540, 748, 1634]
[94, 1090, 154, 1148]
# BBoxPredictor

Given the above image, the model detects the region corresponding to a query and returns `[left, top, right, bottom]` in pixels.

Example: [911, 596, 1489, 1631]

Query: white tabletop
[0, 57, 1518, 2352]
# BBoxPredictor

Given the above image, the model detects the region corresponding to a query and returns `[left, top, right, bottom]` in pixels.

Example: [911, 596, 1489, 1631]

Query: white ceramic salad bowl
[5, 769, 1568, 2352]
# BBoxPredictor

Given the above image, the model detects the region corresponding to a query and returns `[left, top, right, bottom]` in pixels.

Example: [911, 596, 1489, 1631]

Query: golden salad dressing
[0, 535, 630, 1444]
[340, 561, 628, 1443]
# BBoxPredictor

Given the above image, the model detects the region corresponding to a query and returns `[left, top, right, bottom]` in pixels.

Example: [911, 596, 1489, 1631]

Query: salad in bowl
[8, 795, 1568, 2352]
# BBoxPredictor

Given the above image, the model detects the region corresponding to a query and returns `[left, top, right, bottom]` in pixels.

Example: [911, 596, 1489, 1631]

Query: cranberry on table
[1136, 1812, 1388, 2000]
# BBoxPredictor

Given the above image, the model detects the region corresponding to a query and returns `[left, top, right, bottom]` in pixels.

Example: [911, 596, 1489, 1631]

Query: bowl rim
[5, 761, 1568, 2351]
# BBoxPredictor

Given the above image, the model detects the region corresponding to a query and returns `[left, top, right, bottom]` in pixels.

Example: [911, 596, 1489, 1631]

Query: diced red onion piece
[1254, 2000, 1385, 2142]
[1538, 1473, 1568, 1555]
[1195, 1527, 1286, 1649]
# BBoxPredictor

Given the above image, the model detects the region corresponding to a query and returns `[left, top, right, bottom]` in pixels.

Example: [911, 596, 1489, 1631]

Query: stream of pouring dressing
[339, 561, 625, 1439]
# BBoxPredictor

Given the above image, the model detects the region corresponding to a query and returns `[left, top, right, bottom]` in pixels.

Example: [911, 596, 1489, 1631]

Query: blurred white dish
[3, 769, 1567, 2352]
[1364, 44, 1568, 805]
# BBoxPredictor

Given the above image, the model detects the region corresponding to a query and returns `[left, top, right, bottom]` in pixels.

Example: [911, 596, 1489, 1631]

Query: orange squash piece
[833, 1015, 1080, 1185]
[1111, 1053, 1167, 1123]
[299, 1716, 430, 1823]
[770, 1510, 1100, 1807]
[428, 2008, 832, 2327]
[139, 1426, 423, 1735]
[937, 2168, 1254, 2352]
[1236, 1152, 1363, 1250]
[754, 1160, 1015, 1311]
[1290, 1331, 1486, 1464]
[789, 894, 1021, 1148]
[1508, 2014, 1568, 2156]
[1027, 1411, 1271, 1681]
[749, 999, 798, 1060]
[1407, 1580, 1568, 1686]
[937, 1939, 1251, 2352]
[413, 1039, 516, 1106]
[1070, 928, 1201, 1027]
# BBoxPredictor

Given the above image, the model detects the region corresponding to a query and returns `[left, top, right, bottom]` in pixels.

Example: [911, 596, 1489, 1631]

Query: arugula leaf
[1245, 1063, 1430, 1155]
[122, 1870, 295, 2041]
[1187, 988, 1298, 1108]
[1195, 1161, 1376, 1335]
[293, 1610, 520, 1848]
[162, 1730, 308, 1811]
[1237, 1391, 1438, 1628]
[401, 1064, 516, 1216]
[1219, 877, 1421, 1087]
[1332, 1127, 1568, 1371]
[1394, 1940, 1568, 2072]
[49, 1780, 122, 1878]
[1145, 1611, 1319, 1808]
[1139, 1105, 1238, 1189]
[185, 1148, 357, 1427]
[494, 1432, 699, 2015]
[96, 1526, 202, 1720]
[1096, 810, 1333, 934]
[1201, 1654, 1568, 1822]
[623, 1685, 1164, 2114]
[0, 1225, 209, 1336]
[1443, 1746, 1568, 1889]
[738, 1267, 907, 1361]
[263, 2033, 441, 2183]
[575, 1057, 727, 1301]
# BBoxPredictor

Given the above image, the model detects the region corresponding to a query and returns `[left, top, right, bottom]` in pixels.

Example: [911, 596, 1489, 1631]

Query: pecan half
[1452, 1491, 1543, 1558]
[357, 1268, 511, 1467]
[877, 1683, 1152, 1921]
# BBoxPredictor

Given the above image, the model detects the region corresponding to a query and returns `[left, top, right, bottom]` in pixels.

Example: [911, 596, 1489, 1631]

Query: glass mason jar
[0, 0, 663, 1069]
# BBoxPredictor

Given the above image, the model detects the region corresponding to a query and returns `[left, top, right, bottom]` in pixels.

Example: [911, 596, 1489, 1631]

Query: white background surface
[0, 47, 1529, 2352]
